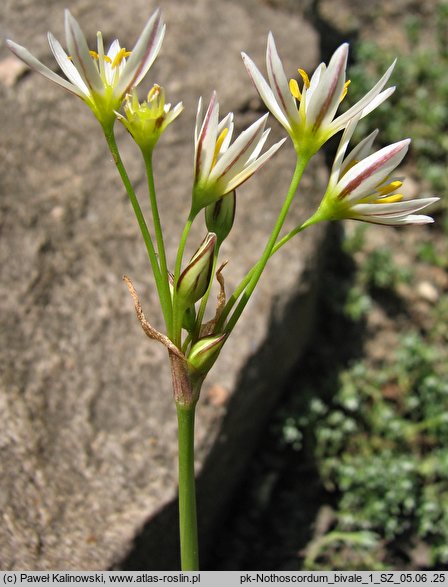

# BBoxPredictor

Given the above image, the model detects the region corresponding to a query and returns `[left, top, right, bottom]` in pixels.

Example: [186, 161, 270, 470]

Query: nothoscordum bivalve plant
[7, 9, 440, 571]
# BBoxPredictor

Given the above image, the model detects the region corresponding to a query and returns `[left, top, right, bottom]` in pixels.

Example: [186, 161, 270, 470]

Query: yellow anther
[378, 180, 403, 196]
[375, 194, 404, 204]
[89, 50, 100, 60]
[111, 48, 131, 69]
[340, 79, 351, 102]
[289, 78, 302, 101]
[298, 69, 310, 88]
[212, 128, 229, 167]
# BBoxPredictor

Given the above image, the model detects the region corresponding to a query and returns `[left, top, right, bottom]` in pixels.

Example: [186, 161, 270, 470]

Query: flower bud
[168, 272, 197, 332]
[176, 233, 217, 307]
[187, 333, 227, 375]
[118, 86, 183, 152]
[205, 190, 236, 244]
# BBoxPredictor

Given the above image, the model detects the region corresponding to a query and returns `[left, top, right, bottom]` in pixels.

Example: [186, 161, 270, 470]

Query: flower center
[289, 69, 310, 101]
[374, 180, 403, 203]
[289, 68, 350, 104]
[68, 48, 131, 69]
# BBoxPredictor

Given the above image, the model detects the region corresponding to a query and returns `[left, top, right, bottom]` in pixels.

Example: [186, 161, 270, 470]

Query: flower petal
[47, 32, 90, 96]
[242, 51, 291, 131]
[360, 87, 395, 119]
[330, 60, 396, 134]
[194, 97, 203, 145]
[337, 139, 410, 203]
[64, 10, 104, 95]
[114, 9, 165, 97]
[266, 33, 300, 127]
[329, 113, 361, 187]
[195, 92, 219, 182]
[6, 39, 86, 98]
[306, 43, 348, 128]
[341, 129, 379, 175]
[209, 114, 268, 183]
[352, 197, 439, 218]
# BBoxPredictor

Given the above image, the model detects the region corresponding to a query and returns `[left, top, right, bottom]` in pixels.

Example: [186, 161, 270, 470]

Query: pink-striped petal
[340, 129, 379, 176]
[306, 44, 348, 128]
[337, 140, 410, 203]
[266, 33, 300, 127]
[209, 114, 268, 183]
[195, 93, 219, 182]
[114, 9, 165, 97]
[64, 10, 104, 95]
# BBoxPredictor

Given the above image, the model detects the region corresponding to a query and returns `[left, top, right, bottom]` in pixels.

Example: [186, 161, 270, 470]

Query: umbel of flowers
[7, 8, 439, 571]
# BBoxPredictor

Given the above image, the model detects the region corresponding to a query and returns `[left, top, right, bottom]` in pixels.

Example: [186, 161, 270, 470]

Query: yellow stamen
[89, 50, 100, 60]
[212, 128, 229, 167]
[148, 84, 161, 101]
[289, 78, 301, 101]
[298, 68, 310, 88]
[339, 79, 351, 102]
[378, 180, 403, 196]
[111, 48, 131, 69]
[375, 194, 404, 204]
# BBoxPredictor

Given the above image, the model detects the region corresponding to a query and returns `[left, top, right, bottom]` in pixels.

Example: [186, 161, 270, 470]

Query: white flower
[7, 9, 165, 127]
[192, 92, 285, 211]
[314, 117, 439, 225]
[242, 33, 396, 156]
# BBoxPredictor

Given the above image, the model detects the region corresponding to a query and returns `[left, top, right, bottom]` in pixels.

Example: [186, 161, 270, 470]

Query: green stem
[177, 403, 199, 571]
[224, 154, 311, 335]
[215, 210, 320, 333]
[103, 127, 173, 329]
[143, 150, 173, 336]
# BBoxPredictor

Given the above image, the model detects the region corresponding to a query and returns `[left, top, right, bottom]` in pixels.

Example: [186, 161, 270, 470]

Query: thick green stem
[223, 154, 311, 335]
[176, 403, 199, 571]
[143, 150, 173, 336]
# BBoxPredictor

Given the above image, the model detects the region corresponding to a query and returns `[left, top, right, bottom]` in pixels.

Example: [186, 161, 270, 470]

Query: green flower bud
[118, 86, 183, 152]
[205, 190, 236, 244]
[176, 233, 217, 307]
[168, 272, 196, 332]
[187, 333, 227, 375]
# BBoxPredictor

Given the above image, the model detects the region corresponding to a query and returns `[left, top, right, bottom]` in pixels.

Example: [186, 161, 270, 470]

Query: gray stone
[0, 0, 327, 570]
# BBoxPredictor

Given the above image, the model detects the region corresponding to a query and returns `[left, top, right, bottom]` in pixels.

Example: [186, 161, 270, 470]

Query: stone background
[0, 0, 330, 570]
